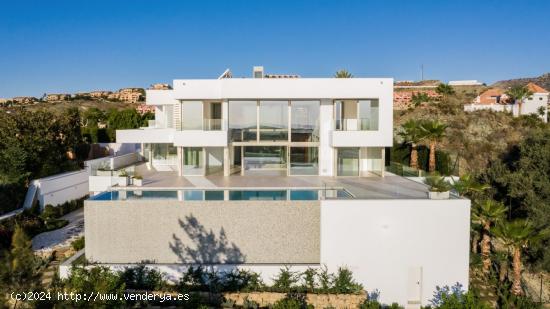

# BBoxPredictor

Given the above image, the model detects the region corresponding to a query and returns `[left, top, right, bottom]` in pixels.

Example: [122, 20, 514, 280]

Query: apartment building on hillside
[85, 68, 470, 307]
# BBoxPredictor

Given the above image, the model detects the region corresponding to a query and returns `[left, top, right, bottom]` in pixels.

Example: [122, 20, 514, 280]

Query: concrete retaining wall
[85, 200, 320, 264]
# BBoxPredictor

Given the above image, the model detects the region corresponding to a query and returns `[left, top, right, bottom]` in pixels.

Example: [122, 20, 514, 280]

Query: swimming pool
[89, 188, 353, 201]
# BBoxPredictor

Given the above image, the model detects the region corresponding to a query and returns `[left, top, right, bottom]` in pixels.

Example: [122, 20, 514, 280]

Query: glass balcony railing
[334, 118, 378, 131]
[203, 118, 224, 131]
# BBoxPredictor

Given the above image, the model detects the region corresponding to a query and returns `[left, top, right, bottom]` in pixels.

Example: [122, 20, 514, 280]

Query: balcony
[330, 118, 386, 147]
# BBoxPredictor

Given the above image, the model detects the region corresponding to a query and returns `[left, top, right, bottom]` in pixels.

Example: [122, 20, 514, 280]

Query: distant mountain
[492, 73, 550, 90]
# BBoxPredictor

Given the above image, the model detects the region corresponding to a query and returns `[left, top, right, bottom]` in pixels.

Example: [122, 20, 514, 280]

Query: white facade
[117, 77, 393, 177]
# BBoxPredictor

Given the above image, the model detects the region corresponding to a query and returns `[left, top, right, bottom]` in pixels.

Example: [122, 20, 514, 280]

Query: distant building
[11, 96, 37, 105]
[448, 80, 483, 86]
[150, 83, 172, 90]
[464, 82, 548, 122]
[89, 91, 113, 99]
[117, 88, 144, 103]
[45, 93, 71, 101]
[135, 103, 155, 115]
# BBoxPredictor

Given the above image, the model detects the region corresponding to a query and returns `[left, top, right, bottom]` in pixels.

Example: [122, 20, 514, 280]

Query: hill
[492, 72, 550, 90]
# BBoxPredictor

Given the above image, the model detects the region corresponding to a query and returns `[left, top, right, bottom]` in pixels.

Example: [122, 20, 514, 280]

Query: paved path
[32, 208, 84, 253]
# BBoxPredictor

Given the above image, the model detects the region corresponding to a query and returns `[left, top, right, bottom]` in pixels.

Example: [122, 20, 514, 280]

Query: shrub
[178, 266, 209, 292]
[0, 181, 26, 215]
[301, 268, 318, 293]
[317, 265, 334, 294]
[71, 236, 85, 251]
[430, 282, 490, 309]
[222, 268, 264, 292]
[64, 267, 126, 307]
[272, 293, 313, 309]
[331, 267, 363, 294]
[424, 174, 452, 192]
[119, 264, 165, 291]
[44, 219, 68, 231]
[272, 266, 300, 293]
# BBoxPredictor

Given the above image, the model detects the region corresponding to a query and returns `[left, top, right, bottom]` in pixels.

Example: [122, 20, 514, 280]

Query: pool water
[90, 189, 352, 201]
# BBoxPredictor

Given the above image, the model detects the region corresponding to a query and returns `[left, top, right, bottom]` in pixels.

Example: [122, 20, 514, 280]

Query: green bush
[0, 182, 26, 215]
[331, 267, 363, 294]
[272, 293, 313, 309]
[119, 264, 165, 291]
[271, 266, 300, 293]
[71, 236, 85, 251]
[45, 219, 68, 231]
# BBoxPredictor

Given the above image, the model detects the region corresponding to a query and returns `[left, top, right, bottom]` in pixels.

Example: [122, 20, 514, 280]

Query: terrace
[91, 163, 452, 200]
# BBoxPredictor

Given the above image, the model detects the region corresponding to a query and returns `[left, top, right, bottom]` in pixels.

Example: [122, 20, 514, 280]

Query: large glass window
[243, 146, 286, 172]
[182, 101, 203, 130]
[290, 147, 319, 175]
[229, 101, 257, 142]
[337, 148, 359, 176]
[259, 101, 288, 141]
[358, 99, 379, 130]
[291, 101, 319, 142]
[183, 147, 204, 175]
[152, 144, 178, 165]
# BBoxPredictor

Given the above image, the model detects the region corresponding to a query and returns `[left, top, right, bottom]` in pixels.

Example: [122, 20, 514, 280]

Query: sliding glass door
[337, 148, 359, 176]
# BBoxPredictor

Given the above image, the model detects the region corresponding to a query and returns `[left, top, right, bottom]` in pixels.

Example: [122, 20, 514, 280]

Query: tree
[494, 220, 548, 295]
[435, 83, 455, 96]
[0, 225, 41, 307]
[452, 174, 490, 199]
[484, 129, 550, 271]
[411, 92, 431, 108]
[398, 120, 425, 170]
[505, 85, 533, 116]
[334, 69, 353, 78]
[472, 200, 507, 274]
[419, 120, 447, 172]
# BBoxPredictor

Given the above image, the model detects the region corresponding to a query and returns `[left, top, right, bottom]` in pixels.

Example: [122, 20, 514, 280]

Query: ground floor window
[337, 148, 359, 176]
[243, 146, 287, 175]
[289, 147, 319, 175]
[152, 144, 178, 165]
[183, 147, 204, 175]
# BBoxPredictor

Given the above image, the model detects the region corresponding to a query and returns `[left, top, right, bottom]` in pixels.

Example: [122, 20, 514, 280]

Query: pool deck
[130, 166, 444, 199]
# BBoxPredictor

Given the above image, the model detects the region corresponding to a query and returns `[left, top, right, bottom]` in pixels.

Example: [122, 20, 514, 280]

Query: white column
[319, 99, 334, 176]
[223, 147, 230, 176]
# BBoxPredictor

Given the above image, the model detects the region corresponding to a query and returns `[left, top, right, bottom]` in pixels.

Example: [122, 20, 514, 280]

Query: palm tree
[419, 120, 447, 172]
[435, 83, 455, 96]
[505, 85, 533, 116]
[472, 200, 507, 274]
[452, 174, 490, 199]
[411, 92, 431, 108]
[334, 70, 353, 78]
[494, 220, 547, 295]
[398, 120, 424, 170]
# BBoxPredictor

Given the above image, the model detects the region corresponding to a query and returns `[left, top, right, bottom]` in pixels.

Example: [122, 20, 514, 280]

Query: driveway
[32, 207, 84, 253]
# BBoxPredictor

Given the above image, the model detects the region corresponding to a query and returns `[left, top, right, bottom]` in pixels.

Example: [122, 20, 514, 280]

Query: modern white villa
[84, 67, 471, 307]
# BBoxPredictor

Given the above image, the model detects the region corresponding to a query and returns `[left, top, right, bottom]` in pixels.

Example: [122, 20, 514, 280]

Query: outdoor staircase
[40, 248, 68, 287]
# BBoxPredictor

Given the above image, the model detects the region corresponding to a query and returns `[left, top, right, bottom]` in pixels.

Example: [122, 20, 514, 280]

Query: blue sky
[1, 0, 549, 97]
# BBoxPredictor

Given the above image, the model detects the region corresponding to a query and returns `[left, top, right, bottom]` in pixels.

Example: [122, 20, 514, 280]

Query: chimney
[253, 66, 264, 79]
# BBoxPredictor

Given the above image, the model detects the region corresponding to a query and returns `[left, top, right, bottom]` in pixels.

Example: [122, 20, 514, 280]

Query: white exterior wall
[321, 199, 470, 306]
[33, 170, 89, 208]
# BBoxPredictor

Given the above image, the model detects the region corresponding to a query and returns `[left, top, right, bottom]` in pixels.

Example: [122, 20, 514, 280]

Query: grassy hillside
[4, 99, 139, 115]
[492, 72, 550, 90]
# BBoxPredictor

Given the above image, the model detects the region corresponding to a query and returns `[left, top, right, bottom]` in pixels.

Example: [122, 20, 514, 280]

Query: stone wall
[223, 292, 366, 308]
[85, 200, 320, 264]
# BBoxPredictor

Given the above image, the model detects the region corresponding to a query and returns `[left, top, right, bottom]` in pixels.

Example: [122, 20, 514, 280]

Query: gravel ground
[32, 208, 84, 253]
